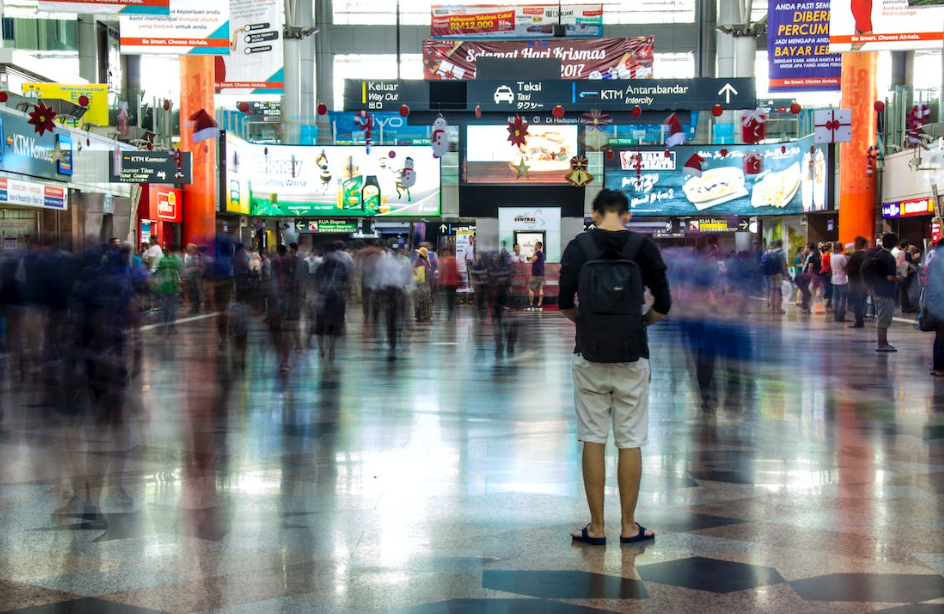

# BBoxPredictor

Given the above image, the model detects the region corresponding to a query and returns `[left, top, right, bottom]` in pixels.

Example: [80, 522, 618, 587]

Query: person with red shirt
[439, 248, 460, 320]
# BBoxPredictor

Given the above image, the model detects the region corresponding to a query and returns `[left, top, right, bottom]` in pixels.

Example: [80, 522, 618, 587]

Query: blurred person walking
[761, 240, 788, 314]
[862, 233, 901, 352]
[413, 247, 433, 323]
[439, 247, 460, 320]
[924, 239, 944, 376]
[846, 236, 870, 328]
[153, 249, 182, 335]
[183, 243, 204, 313]
[830, 243, 849, 323]
[559, 190, 671, 546]
[312, 241, 351, 361]
[528, 241, 546, 311]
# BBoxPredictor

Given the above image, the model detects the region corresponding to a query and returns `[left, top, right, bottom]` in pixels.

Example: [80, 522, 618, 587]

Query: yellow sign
[21, 83, 109, 127]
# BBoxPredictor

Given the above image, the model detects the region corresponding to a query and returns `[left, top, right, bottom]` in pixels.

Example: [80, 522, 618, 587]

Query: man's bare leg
[571, 442, 606, 539]
[618, 447, 653, 539]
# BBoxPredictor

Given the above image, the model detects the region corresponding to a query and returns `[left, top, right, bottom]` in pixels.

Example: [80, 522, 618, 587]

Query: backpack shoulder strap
[620, 232, 646, 263]
[576, 232, 599, 260]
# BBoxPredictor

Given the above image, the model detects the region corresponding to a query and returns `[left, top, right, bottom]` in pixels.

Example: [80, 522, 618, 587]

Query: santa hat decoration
[683, 154, 705, 178]
[664, 113, 685, 147]
[189, 109, 219, 143]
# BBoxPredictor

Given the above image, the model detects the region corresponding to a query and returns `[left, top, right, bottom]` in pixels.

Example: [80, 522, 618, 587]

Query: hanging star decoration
[564, 155, 593, 187]
[28, 101, 57, 136]
[507, 115, 529, 149]
[581, 109, 612, 150]
[511, 157, 530, 179]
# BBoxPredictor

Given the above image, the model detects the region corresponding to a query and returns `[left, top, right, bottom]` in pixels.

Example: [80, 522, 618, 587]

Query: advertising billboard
[464, 124, 579, 184]
[224, 135, 441, 217]
[21, 83, 110, 127]
[423, 37, 653, 81]
[0, 176, 67, 210]
[120, 0, 230, 55]
[38, 0, 169, 14]
[767, 3, 841, 91]
[430, 4, 603, 39]
[0, 114, 74, 181]
[148, 186, 183, 222]
[829, 0, 944, 52]
[882, 197, 935, 218]
[214, 0, 284, 93]
[603, 136, 831, 217]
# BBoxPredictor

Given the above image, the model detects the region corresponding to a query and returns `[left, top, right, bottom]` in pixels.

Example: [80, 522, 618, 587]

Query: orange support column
[180, 55, 217, 245]
[839, 52, 878, 246]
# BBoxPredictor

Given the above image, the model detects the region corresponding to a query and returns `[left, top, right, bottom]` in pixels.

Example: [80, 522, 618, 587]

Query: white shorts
[572, 354, 650, 449]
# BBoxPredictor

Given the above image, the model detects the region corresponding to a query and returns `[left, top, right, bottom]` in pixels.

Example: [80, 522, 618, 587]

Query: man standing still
[845, 236, 870, 328]
[831, 243, 849, 322]
[871, 233, 901, 352]
[559, 189, 671, 546]
[762, 240, 788, 314]
[528, 241, 546, 311]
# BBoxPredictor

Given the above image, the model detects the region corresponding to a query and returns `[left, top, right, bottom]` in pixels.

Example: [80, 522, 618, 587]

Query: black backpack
[860, 247, 885, 290]
[574, 232, 646, 363]
[761, 250, 782, 276]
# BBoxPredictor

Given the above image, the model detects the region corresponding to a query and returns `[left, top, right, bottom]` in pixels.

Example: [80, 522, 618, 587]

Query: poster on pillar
[829, 0, 944, 51]
[767, 2, 841, 91]
[214, 0, 284, 93]
[119, 0, 230, 55]
[37, 0, 169, 15]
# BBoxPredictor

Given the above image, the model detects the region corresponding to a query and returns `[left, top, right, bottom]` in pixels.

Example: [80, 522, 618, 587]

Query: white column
[282, 0, 316, 144]
[78, 15, 98, 83]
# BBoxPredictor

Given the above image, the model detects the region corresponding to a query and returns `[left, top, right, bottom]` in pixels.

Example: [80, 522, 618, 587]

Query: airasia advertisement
[430, 4, 603, 39]
[423, 37, 654, 80]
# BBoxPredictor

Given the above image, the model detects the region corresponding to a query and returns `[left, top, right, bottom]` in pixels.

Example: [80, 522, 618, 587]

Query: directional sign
[343, 80, 429, 113]
[470, 79, 573, 112]
[719, 83, 738, 104]
[571, 78, 756, 111]
[109, 151, 192, 184]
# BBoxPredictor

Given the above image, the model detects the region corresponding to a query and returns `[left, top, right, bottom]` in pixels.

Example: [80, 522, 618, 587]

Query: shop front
[882, 149, 939, 247]
[137, 185, 183, 250]
[881, 197, 936, 246]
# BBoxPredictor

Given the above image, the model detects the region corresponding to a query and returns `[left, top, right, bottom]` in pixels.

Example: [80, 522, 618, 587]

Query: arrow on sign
[718, 83, 738, 104]
[738, 220, 750, 231]
[440, 224, 448, 233]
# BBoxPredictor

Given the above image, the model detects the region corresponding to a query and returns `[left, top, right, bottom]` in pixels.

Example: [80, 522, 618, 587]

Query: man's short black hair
[882, 233, 899, 249]
[535, 241, 543, 248]
[592, 189, 630, 215]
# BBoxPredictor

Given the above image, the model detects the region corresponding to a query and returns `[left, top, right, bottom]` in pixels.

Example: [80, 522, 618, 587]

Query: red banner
[431, 4, 603, 38]
[422, 37, 654, 81]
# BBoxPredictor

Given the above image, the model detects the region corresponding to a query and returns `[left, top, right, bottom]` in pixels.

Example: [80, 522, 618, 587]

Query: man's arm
[558, 242, 582, 322]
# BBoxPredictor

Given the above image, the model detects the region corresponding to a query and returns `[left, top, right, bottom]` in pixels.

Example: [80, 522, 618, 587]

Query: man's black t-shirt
[873, 249, 898, 299]
[559, 230, 671, 359]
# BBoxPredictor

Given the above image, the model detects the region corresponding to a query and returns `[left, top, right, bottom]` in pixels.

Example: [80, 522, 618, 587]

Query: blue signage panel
[0, 113, 73, 181]
[603, 135, 832, 217]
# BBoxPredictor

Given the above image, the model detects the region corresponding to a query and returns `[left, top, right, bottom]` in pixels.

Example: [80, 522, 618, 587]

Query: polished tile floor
[2, 305, 944, 614]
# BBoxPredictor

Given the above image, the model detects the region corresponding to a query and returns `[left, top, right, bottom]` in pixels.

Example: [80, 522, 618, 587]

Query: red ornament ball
[711, 104, 723, 117]
[781, 145, 787, 154]
[874, 100, 886, 113]
[237, 101, 250, 113]
[264, 147, 268, 156]
[664, 150, 671, 158]
[720, 148, 728, 158]
[631, 106, 642, 118]
[475, 105, 482, 119]
[317, 103, 328, 116]
[86, 138, 90, 147]
[0, 92, 7, 103]
[399, 104, 410, 117]
[552, 105, 565, 119]
[605, 150, 615, 160]
[163, 99, 171, 111]
[78, 95, 89, 107]
[790, 102, 802, 114]
[388, 150, 396, 159]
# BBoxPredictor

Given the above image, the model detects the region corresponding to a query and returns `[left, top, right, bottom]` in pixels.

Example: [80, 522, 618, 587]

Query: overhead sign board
[423, 37, 653, 80]
[343, 78, 757, 113]
[882, 197, 935, 218]
[294, 219, 359, 234]
[430, 4, 603, 39]
[109, 151, 193, 184]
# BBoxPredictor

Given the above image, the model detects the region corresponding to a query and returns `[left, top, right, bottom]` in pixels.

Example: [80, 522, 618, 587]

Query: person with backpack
[558, 189, 671, 546]
[761, 240, 788, 314]
[861, 233, 902, 352]
[311, 242, 351, 362]
[845, 236, 870, 328]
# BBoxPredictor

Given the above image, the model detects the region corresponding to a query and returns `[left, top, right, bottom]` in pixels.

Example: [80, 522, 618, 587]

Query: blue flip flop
[571, 524, 606, 546]
[620, 523, 655, 544]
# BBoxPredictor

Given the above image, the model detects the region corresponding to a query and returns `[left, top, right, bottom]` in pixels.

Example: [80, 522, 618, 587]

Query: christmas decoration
[237, 101, 250, 113]
[388, 150, 396, 159]
[507, 115, 529, 149]
[117, 102, 130, 138]
[189, 109, 219, 143]
[711, 104, 723, 117]
[605, 149, 615, 160]
[77, 95, 89, 107]
[907, 104, 931, 147]
[790, 102, 802, 115]
[781, 145, 787, 154]
[552, 105, 565, 119]
[866, 145, 879, 177]
[354, 110, 374, 153]
[582, 109, 612, 149]
[475, 105, 482, 119]
[631, 153, 643, 188]
[317, 102, 328, 116]
[399, 104, 410, 117]
[400, 157, 417, 189]
[744, 150, 763, 175]
[740, 109, 767, 144]
[720, 148, 728, 158]
[631, 105, 642, 118]
[874, 100, 886, 113]
[564, 156, 593, 187]
[814, 109, 852, 144]
[28, 101, 57, 136]
[163, 99, 171, 111]
[0, 92, 8, 103]
[664, 113, 685, 147]
[683, 154, 705, 178]
[431, 116, 449, 158]
[511, 157, 530, 179]
[170, 148, 184, 181]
